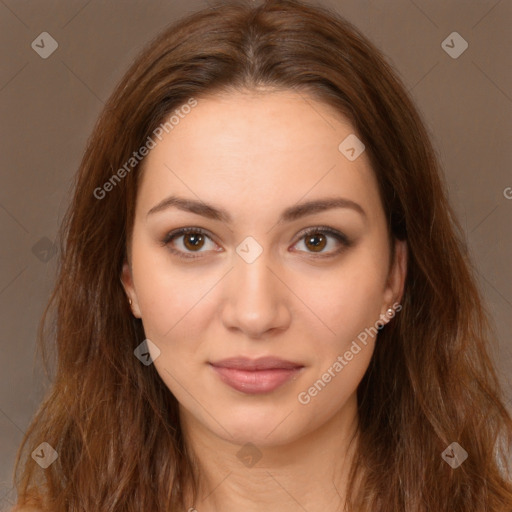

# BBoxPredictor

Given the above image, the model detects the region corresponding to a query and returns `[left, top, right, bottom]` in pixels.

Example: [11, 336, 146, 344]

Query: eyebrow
[146, 195, 367, 223]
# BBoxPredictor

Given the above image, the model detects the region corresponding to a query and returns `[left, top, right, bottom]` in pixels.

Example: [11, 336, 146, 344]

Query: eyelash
[161, 226, 352, 261]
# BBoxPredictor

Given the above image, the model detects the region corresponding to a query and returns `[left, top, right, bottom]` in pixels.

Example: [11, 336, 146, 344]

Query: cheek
[130, 249, 215, 347]
[302, 254, 387, 351]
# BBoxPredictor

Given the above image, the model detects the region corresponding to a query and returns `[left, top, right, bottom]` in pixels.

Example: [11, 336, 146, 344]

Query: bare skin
[121, 89, 407, 511]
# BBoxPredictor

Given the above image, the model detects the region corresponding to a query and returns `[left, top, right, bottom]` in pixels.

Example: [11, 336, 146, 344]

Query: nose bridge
[235, 251, 275, 300]
[222, 244, 289, 336]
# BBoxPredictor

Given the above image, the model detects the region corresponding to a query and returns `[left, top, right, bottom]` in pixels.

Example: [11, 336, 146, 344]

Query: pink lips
[209, 357, 304, 394]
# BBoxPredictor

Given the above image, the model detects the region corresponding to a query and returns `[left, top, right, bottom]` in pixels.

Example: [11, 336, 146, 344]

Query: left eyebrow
[146, 195, 367, 223]
[281, 197, 367, 222]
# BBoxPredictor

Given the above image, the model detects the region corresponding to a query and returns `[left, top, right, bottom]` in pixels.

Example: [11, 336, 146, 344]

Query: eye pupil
[305, 233, 326, 252]
[184, 233, 204, 251]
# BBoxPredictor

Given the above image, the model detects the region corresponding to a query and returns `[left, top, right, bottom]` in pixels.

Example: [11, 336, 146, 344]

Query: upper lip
[210, 356, 303, 371]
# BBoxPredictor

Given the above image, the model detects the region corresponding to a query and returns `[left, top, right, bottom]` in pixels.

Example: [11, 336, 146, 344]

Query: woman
[12, 0, 512, 510]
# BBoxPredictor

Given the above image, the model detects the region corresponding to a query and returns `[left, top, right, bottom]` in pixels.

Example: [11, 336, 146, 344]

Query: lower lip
[210, 365, 303, 394]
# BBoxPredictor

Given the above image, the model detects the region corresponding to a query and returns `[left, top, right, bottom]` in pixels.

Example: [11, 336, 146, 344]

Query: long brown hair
[12, 0, 512, 510]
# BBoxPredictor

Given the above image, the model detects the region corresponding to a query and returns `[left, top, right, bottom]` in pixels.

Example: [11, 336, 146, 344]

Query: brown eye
[293, 226, 352, 257]
[304, 232, 327, 252]
[162, 227, 219, 259]
[183, 233, 205, 251]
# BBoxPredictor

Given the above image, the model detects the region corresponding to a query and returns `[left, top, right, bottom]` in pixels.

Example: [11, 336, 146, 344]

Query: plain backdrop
[0, 0, 511, 508]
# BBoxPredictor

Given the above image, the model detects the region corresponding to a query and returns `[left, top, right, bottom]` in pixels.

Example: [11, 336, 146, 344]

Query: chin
[211, 404, 308, 447]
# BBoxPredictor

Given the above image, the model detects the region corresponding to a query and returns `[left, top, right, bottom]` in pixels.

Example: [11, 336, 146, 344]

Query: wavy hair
[12, 0, 512, 510]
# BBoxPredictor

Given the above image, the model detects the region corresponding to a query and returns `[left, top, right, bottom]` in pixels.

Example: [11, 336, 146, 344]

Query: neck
[180, 395, 360, 512]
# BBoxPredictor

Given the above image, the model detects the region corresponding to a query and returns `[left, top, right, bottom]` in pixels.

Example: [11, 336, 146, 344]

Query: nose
[220, 250, 291, 339]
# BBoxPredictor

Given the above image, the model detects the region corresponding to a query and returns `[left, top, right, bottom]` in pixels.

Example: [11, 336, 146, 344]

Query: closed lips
[209, 357, 304, 394]
[209, 357, 303, 371]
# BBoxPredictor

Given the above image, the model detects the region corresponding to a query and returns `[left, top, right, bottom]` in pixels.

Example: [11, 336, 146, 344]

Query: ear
[380, 238, 407, 322]
[120, 261, 142, 318]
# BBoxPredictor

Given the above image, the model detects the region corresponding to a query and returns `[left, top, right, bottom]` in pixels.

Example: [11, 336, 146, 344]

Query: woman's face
[122, 89, 406, 447]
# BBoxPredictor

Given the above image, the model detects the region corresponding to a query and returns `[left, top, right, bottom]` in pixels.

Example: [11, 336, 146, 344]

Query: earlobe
[120, 261, 133, 296]
[120, 261, 141, 318]
[392, 239, 408, 305]
[381, 238, 408, 319]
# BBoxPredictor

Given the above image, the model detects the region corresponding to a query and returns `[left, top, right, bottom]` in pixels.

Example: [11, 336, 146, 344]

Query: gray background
[0, 0, 511, 508]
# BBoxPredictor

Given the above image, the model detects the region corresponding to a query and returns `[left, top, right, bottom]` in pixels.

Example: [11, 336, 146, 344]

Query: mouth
[209, 357, 304, 394]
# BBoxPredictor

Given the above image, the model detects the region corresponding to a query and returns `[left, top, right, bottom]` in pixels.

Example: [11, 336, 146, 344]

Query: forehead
[151, 90, 357, 164]
[136, 90, 383, 225]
